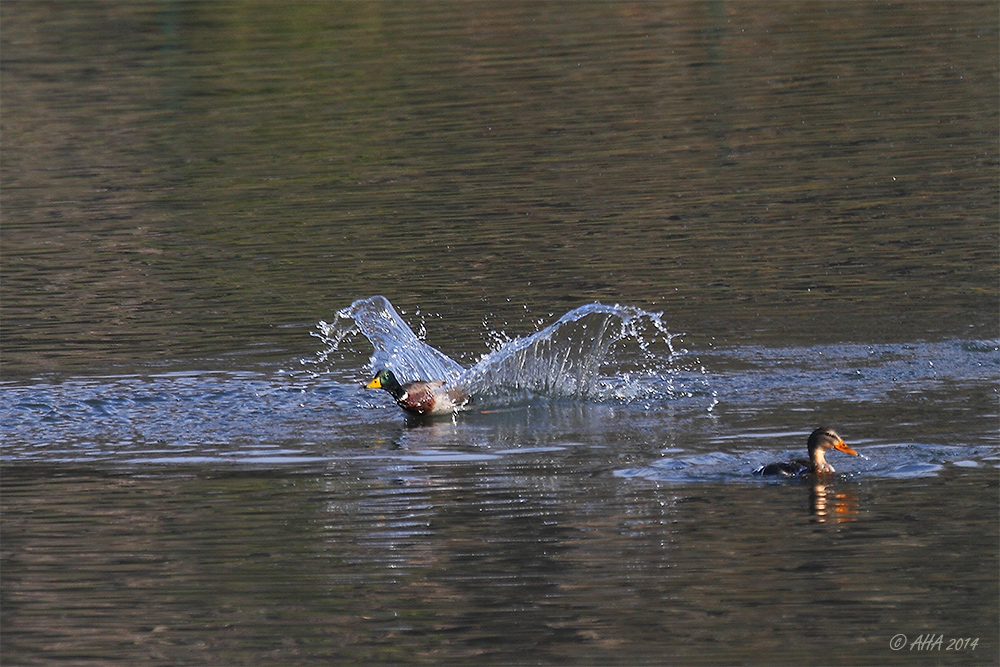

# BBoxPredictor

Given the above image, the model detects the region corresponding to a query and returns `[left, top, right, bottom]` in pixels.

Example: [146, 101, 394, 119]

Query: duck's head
[364, 369, 401, 392]
[807, 427, 858, 458]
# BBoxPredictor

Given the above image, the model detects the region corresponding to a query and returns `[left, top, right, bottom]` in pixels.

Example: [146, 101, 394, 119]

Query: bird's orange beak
[834, 441, 859, 456]
[364, 375, 382, 390]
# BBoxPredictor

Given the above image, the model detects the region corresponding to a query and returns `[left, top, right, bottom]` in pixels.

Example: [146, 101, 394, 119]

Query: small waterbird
[755, 427, 859, 476]
[364, 369, 467, 416]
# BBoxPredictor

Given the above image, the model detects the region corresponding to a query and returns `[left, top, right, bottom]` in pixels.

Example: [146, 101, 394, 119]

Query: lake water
[2, 2, 998, 665]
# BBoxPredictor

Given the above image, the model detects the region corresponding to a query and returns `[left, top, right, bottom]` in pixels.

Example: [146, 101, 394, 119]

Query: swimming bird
[364, 369, 466, 415]
[755, 427, 859, 476]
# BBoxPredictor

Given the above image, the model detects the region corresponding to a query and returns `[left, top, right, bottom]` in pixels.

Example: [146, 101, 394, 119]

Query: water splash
[314, 295, 464, 384]
[457, 302, 679, 402]
[313, 296, 682, 409]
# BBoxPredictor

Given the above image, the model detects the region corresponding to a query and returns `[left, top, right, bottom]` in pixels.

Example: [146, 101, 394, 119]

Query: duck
[364, 369, 467, 416]
[755, 427, 859, 477]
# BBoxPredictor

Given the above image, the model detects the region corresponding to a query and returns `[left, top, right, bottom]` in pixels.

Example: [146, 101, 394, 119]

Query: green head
[365, 369, 400, 391]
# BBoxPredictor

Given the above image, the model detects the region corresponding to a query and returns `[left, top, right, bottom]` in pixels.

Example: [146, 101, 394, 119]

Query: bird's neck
[811, 448, 835, 473]
[383, 379, 407, 401]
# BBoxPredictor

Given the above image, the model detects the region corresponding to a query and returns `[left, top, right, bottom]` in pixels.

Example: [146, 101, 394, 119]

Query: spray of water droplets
[309, 296, 699, 410]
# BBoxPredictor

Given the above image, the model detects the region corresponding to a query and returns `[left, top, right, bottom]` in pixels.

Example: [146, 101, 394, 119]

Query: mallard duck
[364, 369, 466, 416]
[755, 427, 859, 476]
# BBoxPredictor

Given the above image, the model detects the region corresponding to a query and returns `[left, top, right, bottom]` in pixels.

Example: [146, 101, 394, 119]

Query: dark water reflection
[2, 1, 998, 665]
[2, 1, 997, 376]
[3, 465, 996, 665]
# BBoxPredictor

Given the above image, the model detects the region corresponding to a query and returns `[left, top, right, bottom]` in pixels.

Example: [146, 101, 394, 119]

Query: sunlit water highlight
[2, 298, 996, 479]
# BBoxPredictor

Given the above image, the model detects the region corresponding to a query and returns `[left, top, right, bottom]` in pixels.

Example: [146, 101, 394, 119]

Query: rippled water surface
[3, 2, 998, 665]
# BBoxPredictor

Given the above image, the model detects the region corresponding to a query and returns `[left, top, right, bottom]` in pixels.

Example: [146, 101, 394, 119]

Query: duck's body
[756, 457, 814, 477]
[755, 427, 858, 477]
[364, 369, 466, 415]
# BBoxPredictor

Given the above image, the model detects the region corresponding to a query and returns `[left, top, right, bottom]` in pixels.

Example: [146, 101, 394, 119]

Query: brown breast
[398, 381, 447, 415]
